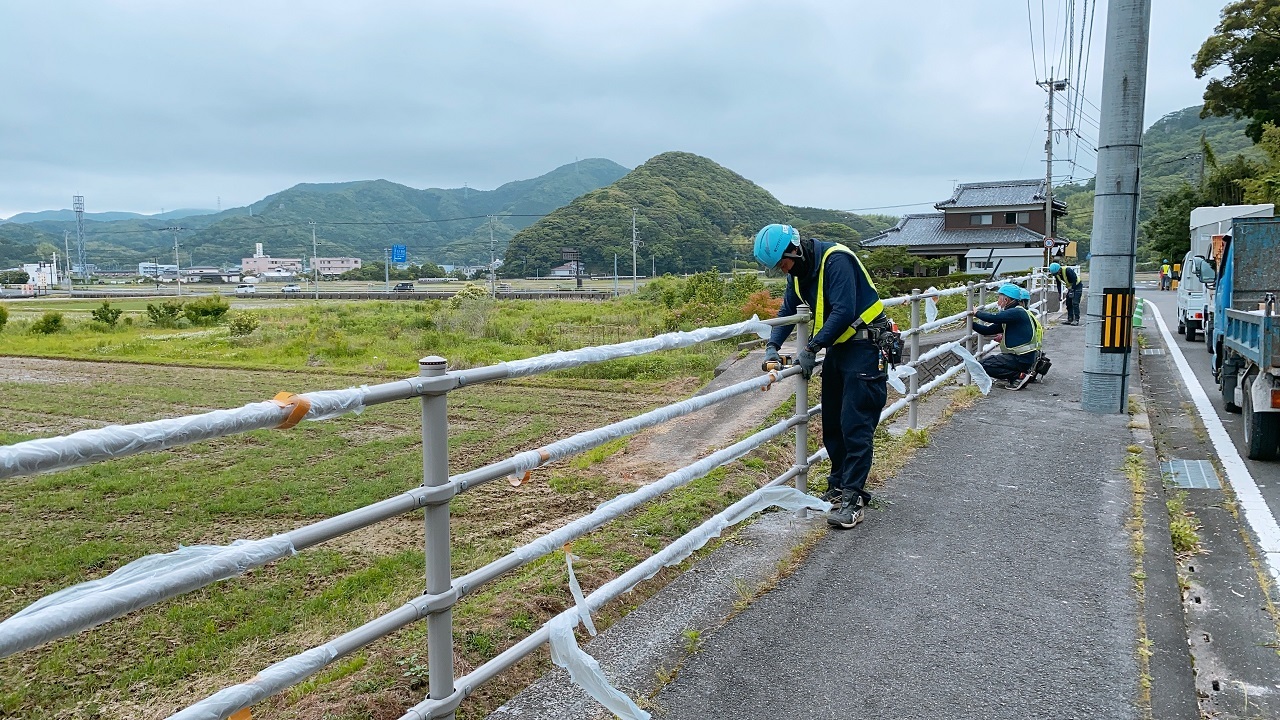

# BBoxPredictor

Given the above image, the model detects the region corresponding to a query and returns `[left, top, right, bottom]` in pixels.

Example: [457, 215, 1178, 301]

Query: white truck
[1180, 204, 1273, 344]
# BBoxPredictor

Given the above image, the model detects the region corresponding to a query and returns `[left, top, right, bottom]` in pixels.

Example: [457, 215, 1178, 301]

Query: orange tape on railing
[271, 392, 312, 430]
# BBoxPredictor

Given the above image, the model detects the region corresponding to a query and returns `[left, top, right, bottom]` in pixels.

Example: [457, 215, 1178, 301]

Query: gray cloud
[0, 0, 1224, 218]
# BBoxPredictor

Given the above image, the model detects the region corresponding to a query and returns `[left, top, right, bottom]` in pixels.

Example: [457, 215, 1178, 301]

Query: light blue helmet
[998, 283, 1023, 301]
[753, 224, 800, 269]
[1019, 288, 1031, 301]
[1048, 262, 1062, 274]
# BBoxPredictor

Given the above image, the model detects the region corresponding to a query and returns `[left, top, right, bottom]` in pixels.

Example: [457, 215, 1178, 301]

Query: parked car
[392, 282, 415, 292]
[235, 284, 256, 296]
[281, 284, 303, 293]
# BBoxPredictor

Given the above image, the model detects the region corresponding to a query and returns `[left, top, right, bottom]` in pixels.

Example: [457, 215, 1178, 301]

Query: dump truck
[1180, 204, 1272, 342]
[1195, 216, 1280, 460]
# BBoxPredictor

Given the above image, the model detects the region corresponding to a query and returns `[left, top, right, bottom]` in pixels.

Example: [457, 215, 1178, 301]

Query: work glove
[763, 345, 782, 370]
[797, 347, 817, 379]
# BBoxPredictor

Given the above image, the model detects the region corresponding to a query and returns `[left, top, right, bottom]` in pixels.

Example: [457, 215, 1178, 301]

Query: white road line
[1146, 301, 1280, 583]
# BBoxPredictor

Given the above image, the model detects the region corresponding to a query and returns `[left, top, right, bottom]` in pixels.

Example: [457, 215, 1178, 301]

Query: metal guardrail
[0, 274, 1045, 719]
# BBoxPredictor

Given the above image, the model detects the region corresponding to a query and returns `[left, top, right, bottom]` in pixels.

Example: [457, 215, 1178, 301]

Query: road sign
[391, 245, 407, 263]
[1043, 237, 1055, 249]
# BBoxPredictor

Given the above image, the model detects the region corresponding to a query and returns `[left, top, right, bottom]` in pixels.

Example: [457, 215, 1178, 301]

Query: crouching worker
[754, 223, 890, 530]
[974, 283, 1043, 389]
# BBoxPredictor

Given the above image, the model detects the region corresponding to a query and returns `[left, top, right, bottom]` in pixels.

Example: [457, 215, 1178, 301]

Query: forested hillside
[0, 159, 629, 269]
[502, 152, 895, 277]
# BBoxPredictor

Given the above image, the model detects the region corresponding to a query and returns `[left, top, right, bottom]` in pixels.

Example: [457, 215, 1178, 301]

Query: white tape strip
[950, 345, 993, 395]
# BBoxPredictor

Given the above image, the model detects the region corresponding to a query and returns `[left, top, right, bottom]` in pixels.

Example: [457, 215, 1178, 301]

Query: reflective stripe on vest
[793, 244, 884, 345]
[1001, 306, 1044, 355]
[1057, 268, 1078, 287]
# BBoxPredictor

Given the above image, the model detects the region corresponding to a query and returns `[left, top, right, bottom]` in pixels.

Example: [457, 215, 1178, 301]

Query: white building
[314, 256, 362, 277]
[138, 262, 179, 278]
[21, 262, 60, 287]
[963, 247, 1047, 277]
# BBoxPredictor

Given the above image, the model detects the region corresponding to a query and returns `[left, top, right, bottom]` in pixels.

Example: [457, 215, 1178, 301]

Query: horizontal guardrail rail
[0, 272, 1047, 719]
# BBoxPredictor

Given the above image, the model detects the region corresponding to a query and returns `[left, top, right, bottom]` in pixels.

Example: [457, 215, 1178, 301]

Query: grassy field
[0, 277, 964, 719]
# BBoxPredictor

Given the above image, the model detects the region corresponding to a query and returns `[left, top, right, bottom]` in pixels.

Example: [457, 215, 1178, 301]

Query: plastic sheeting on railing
[0, 387, 368, 480]
[950, 345, 993, 395]
[528, 486, 828, 720]
[924, 287, 938, 324]
[168, 646, 336, 720]
[0, 535, 296, 658]
[502, 316, 771, 377]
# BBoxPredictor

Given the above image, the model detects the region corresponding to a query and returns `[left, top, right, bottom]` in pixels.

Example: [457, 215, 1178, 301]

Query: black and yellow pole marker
[1100, 288, 1136, 354]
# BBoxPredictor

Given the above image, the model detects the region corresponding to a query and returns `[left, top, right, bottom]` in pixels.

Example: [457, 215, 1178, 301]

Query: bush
[183, 295, 230, 325]
[0, 304, 7, 332]
[448, 283, 490, 309]
[227, 311, 260, 337]
[90, 301, 123, 327]
[146, 300, 186, 328]
[0, 269, 29, 284]
[31, 311, 65, 334]
[741, 290, 782, 319]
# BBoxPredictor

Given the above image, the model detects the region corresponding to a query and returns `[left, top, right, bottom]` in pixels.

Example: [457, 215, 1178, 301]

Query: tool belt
[858, 314, 903, 367]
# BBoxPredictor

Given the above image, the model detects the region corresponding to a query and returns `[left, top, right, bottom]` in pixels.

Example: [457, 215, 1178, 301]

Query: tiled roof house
[862, 179, 1068, 273]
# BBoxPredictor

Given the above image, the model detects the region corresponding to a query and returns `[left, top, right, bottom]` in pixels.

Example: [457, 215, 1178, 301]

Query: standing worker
[1049, 262, 1082, 325]
[1159, 259, 1172, 291]
[755, 224, 890, 530]
[974, 283, 1043, 389]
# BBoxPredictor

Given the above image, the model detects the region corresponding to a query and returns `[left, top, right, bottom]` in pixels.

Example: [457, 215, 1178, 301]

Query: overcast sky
[0, 0, 1224, 220]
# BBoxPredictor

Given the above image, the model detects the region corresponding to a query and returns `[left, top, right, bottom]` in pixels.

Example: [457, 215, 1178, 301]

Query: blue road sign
[391, 245, 407, 263]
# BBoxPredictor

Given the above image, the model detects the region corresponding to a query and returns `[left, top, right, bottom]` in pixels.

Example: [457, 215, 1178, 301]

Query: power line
[844, 201, 938, 212]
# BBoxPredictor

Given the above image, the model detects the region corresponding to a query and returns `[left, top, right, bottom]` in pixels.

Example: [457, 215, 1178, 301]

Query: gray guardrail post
[419, 355, 456, 719]
[908, 289, 921, 430]
[795, 305, 811, 516]
[964, 282, 975, 384]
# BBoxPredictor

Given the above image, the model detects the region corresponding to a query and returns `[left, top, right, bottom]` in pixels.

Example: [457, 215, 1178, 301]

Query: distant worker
[974, 283, 1043, 389]
[1048, 262, 1082, 325]
[755, 223, 890, 530]
[1159, 259, 1172, 291]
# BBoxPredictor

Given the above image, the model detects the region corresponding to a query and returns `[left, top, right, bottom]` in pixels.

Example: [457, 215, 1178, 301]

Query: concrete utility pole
[614, 253, 619, 296]
[1037, 73, 1066, 268]
[1082, 0, 1152, 414]
[489, 216, 496, 296]
[384, 248, 391, 292]
[631, 209, 639, 292]
[161, 227, 184, 297]
[63, 231, 72, 291]
[311, 221, 319, 300]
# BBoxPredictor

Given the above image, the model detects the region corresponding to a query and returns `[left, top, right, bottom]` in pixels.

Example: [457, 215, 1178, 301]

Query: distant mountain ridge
[0, 159, 630, 269]
[2, 208, 218, 223]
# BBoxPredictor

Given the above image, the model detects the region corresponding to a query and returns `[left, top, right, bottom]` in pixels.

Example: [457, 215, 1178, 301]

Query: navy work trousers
[1065, 284, 1082, 323]
[821, 339, 888, 508]
[981, 351, 1038, 380]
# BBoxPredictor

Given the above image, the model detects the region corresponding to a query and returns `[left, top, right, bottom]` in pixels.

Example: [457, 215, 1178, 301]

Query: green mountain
[503, 152, 896, 277]
[2, 208, 217, 224]
[0, 159, 630, 270]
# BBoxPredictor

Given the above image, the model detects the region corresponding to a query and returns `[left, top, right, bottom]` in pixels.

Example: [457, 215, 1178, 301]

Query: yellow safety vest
[1001, 306, 1043, 356]
[793, 244, 884, 345]
[1056, 268, 1076, 287]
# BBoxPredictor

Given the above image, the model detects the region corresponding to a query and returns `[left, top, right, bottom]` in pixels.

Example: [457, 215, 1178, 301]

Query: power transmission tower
[631, 209, 639, 292]
[73, 196, 86, 283]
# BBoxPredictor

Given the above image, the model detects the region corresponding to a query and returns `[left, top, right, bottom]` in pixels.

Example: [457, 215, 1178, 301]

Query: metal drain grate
[1161, 459, 1221, 489]
[1141, 349, 1166, 355]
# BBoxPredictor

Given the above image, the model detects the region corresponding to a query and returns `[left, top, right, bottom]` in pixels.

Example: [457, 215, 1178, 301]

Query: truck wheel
[1243, 376, 1280, 461]
[1177, 316, 1186, 335]
[1188, 323, 1200, 342]
[1205, 317, 1214, 354]
[1222, 363, 1242, 414]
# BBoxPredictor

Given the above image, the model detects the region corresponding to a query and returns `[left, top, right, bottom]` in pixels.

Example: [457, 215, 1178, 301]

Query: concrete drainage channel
[1137, 318, 1280, 717]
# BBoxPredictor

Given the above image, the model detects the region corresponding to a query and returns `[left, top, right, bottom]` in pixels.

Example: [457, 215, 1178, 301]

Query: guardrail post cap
[419, 356, 448, 375]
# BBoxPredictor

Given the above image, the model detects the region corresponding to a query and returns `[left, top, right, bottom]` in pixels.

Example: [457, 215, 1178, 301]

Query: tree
[1194, 0, 1280, 142]
[34, 241, 58, 261]
[0, 270, 29, 284]
[1141, 183, 1199, 263]
[798, 222, 861, 246]
[1238, 122, 1280, 203]
[858, 247, 915, 278]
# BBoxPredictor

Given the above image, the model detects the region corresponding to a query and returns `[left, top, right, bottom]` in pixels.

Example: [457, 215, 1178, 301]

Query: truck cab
[1176, 249, 1207, 341]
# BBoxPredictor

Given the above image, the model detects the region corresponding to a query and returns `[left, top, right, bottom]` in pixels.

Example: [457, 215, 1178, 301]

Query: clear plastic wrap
[950, 345, 993, 395]
[502, 317, 771, 377]
[0, 536, 295, 658]
[548, 614, 651, 720]
[887, 364, 918, 394]
[167, 646, 337, 720]
[924, 287, 939, 324]
[0, 387, 368, 480]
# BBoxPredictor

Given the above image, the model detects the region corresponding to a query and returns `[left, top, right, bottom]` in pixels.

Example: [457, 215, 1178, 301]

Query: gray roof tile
[934, 179, 1065, 210]
[862, 213, 1046, 248]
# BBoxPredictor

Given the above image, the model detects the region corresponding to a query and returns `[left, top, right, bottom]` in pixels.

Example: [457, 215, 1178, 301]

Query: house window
[1004, 212, 1017, 224]
[970, 214, 993, 226]
[1017, 212, 1030, 224]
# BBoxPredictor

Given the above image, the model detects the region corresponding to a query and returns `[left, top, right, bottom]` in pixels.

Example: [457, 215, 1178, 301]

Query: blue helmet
[753, 224, 800, 269]
[1048, 262, 1062, 274]
[1019, 288, 1031, 301]
[997, 283, 1022, 301]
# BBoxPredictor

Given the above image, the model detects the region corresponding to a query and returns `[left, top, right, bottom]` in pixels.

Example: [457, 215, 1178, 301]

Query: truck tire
[1243, 375, 1280, 461]
[1177, 315, 1186, 335]
[1222, 360, 1242, 414]
[1205, 317, 1214, 354]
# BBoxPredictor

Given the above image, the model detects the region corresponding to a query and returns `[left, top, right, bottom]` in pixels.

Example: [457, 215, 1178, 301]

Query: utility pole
[488, 216, 496, 296]
[1037, 73, 1066, 269]
[161, 226, 184, 297]
[1082, 0, 1152, 414]
[614, 254, 619, 297]
[384, 248, 390, 292]
[311, 221, 319, 300]
[652, 254, 655, 279]
[63, 231, 72, 292]
[631, 209, 639, 292]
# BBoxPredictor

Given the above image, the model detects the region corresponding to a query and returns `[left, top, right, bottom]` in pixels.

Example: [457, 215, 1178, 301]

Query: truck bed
[1223, 307, 1279, 368]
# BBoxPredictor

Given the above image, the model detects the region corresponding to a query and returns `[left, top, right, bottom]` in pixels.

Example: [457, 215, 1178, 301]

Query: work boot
[819, 486, 842, 504]
[826, 491, 864, 529]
